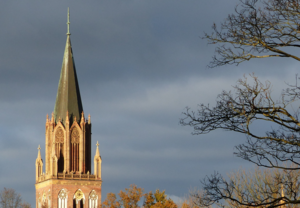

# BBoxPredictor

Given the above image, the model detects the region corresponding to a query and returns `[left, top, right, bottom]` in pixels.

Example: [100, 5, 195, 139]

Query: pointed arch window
[58, 189, 68, 208]
[36, 160, 43, 181]
[89, 190, 98, 208]
[42, 193, 47, 208]
[38, 193, 41, 208]
[71, 128, 80, 172]
[55, 127, 64, 172]
[37, 163, 42, 178]
[73, 189, 85, 208]
[48, 189, 51, 208]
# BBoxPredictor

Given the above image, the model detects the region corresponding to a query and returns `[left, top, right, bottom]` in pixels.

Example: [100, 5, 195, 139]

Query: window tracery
[48, 189, 51, 208]
[55, 127, 64, 172]
[42, 192, 47, 207]
[89, 190, 98, 208]
[55, 128, 64, 143]
[38, 193, 41, 208]
[71, 128, 80, 172]
[58, 189, 68, 208]
[73, 189, 85, 208]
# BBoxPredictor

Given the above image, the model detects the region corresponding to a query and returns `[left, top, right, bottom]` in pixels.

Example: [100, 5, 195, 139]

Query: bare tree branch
[0, 188, 31, 208]
[181, 74, 300, 207]
[192, 168, 300, 208]
[204, 0, 300, 67]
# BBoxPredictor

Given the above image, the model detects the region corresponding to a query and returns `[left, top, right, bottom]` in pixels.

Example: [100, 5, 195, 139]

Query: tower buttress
[35, 145, 43, 182]
[94, 141, 102, 179]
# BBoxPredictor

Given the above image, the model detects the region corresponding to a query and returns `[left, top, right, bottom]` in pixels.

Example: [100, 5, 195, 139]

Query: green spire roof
[54, 9, 83, 125]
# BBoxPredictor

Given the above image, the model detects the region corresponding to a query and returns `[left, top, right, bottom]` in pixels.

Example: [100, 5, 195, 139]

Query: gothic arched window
[73, 189, 85, 208]
[41, 192, 47, 208]
[48, 189, 51, 208]
[70, 128, 80, 172]
[55, 127, 64, 172]
[37, 193, 41, 208]
[58, 189, 68, 208]
[89, 190, 98, 208]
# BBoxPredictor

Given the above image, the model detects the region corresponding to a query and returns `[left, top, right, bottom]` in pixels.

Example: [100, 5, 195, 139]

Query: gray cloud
[0, 0, 296, 206]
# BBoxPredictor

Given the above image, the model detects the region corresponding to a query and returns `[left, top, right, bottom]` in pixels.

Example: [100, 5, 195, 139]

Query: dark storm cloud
[0, 1, 239, 86]
[0, 0, 296, 206]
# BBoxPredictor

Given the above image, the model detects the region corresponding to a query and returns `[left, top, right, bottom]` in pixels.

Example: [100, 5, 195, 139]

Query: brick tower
[35, 9, 102, 208]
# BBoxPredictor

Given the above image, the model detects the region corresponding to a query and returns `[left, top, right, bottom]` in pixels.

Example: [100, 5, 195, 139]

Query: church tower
[35, 9, 102, 208]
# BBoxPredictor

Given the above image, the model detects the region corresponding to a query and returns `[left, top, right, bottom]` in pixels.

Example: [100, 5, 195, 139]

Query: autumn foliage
[102, 184, 177, 208]
[144, 190, 177, 208]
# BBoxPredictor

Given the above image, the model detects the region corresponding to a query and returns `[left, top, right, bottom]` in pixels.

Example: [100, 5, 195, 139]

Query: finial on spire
[95, 141, 100, 156]
[37, 145, 41, 159]
[67, 8, 71, 36]
[51, 112, 54, 123]
[94, 141, 101, 179]
[81, 111, 85, 124]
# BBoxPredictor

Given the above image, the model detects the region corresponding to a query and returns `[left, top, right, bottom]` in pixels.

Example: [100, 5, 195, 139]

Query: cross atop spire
[67, 8, 70, 35]
[95, 141, 100, 157]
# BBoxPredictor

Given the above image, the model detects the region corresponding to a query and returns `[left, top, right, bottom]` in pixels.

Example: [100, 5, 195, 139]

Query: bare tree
[180, 74, 300, 207]
[0, 187, 31, 208]
[180, 0, 300, 206]
[20, 203, 31, 208]
[204, 0, 300, 68]
[179, 190, 202, 208]
[190, 167, 300, 208]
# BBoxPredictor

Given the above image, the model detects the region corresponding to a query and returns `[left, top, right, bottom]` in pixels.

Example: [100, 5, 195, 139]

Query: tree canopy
[102, 184, 177, 208]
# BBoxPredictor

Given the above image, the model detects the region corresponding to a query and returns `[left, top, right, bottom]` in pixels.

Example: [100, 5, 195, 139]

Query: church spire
[54, 8, 83, 125]
[36, 9, 101, 207]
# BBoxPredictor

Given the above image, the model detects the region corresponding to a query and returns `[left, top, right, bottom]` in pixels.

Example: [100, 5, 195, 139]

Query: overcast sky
[0, 0, 299, 206]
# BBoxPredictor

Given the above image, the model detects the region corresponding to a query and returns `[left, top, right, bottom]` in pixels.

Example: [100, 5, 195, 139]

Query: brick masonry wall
[36, 179, 102, 208]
